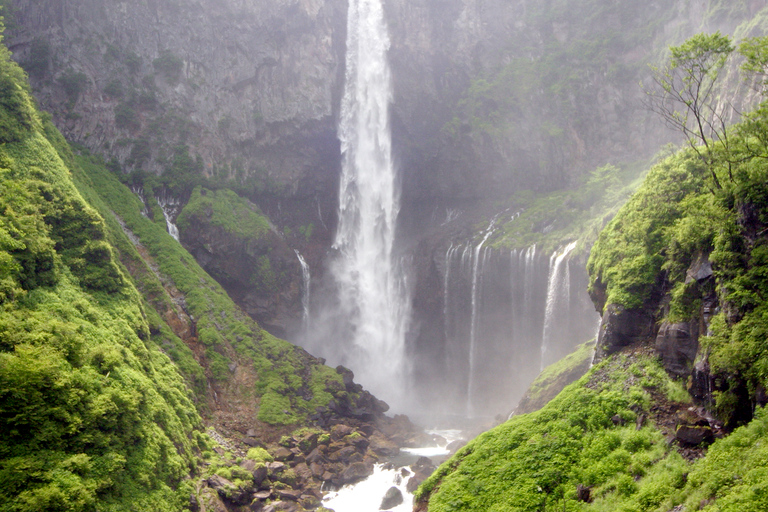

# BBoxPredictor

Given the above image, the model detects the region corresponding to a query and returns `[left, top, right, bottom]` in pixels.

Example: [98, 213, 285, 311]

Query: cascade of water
[541, 241, 578, 370]
[156, 194, 180, 242]
[466, 217, 501, 416]
[331, 0, 407, 403]
[443, 244, 455, 344]
[294, 251, 311, 331]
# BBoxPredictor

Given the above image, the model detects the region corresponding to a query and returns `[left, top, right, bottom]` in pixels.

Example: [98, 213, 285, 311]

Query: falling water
[294, 251, 311, 331]
[466, 217, 502, 416]
[331, 0, 407, 403]
[541, 241, 578, 369]
[156, 194, 180, 242]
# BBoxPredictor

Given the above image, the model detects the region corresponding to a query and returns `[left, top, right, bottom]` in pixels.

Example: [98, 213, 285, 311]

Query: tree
[645, 32, 735, 189]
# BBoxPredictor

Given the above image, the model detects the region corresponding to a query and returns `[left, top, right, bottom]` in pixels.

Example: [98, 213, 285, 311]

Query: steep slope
[0, 36, 204, 511]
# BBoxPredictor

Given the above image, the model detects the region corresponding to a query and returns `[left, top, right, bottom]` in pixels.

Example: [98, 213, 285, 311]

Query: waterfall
[156, 194, 180, 242]
[330, 0, 407, 403]
[541, 241, 578, 369]
[294, 251, 311, 331]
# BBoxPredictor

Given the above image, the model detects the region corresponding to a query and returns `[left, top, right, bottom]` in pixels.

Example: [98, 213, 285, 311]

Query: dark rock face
[655, 321, 699, 378]
[594, 304, 655, 362]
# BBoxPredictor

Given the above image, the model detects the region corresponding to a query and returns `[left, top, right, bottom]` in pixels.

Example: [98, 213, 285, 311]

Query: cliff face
[6, 0, 346, 198]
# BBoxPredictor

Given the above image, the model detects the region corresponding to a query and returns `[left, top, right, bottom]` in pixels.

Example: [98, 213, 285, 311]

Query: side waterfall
[294, 251, 311, 331]
[541, 241, 578, 370]
[432, 238, 597, 417]
[156, 194, 180, 242]
[330, 0, 408, 404]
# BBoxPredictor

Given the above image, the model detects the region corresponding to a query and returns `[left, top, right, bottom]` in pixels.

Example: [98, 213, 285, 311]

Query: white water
[294, 251, 311, 331]
[156, 194, 180, 242]
[331, 0, 408, 404]
[541, 241, 577, 369]
[323, 464, 413, 512]
[323, 430, 461, 512]
[467, 216, 502, 416]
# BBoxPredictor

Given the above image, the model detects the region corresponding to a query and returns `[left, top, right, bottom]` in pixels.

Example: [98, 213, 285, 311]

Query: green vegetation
[152, 52, 183, 83]
[516, 340, 595, 414]
[0, 39, 203, 511]
[488, 162, 647, 255]
[418, 352, 685, 511]
[177, 187, 271, 241]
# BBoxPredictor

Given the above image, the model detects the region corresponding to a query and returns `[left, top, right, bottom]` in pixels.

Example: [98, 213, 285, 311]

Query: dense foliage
[0, 40, 203, 511]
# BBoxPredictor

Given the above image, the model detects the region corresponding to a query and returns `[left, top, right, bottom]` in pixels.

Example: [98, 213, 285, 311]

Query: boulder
[273, 447, 294, 461]
[675, 424, 714, 446]
[380, 486, 404, 510]
[331, 424, 355, 440]
[339, 461, 374, 485]
[276, 489, 303, 501]
[655, 321, 699, 377]
[252, 465, 269, 487]
[369, 434, 400, 457]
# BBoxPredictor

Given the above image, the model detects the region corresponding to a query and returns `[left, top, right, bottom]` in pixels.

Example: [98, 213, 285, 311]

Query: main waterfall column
[332, 0, 409, 406]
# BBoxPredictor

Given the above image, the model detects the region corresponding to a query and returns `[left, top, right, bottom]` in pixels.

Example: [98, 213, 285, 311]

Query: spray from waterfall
[541, 241, 578, 370]
[329, 0, 408, 405]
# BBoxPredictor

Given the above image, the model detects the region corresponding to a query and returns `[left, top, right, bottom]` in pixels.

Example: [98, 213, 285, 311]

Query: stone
[369, 434, 400, 457]
[189, 493, 200, 512]
[611, 414, 625, 426]
[294, 462, 313, 482]
[253, 490, 272, 500]
[243, 437, 262, 447]
[339, 461, 374, 484]
[276, 489, 303, 501]
[656, 321, 699, 377]
[331, 424, 355, 440]
[274, 447, 294, 461]
[380, 486, 404, 510]
[306, 447, 327, 465]
[675, 425, 714, 446]
[240, 459, 257, 471]
[252, 465, 269, 486]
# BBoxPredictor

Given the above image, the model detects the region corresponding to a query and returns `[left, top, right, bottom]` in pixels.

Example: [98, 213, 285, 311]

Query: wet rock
[655, 321, 699, 377]
[339, 461, 374, 485]
[369, 434, 400, 456]
[380, 486, 404, 509]
[407, 457, 436, 493]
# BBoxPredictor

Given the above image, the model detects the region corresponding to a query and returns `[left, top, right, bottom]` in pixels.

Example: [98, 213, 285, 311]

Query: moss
[176, 186, 271, 241]
[418, 352, 683, 511]
[245, 448, 273, 463]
